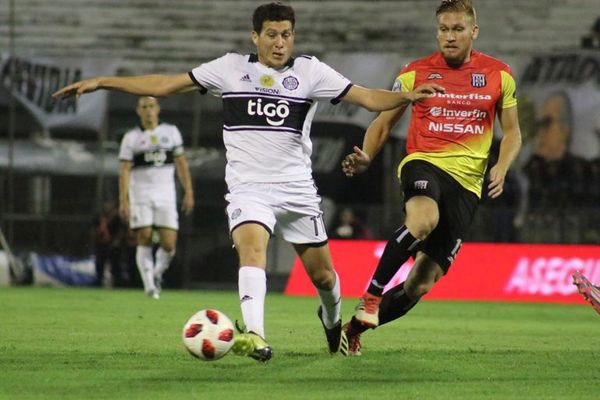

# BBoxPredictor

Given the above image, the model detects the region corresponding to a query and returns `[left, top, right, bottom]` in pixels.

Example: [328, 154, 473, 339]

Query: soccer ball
[182, 309, 235, 361]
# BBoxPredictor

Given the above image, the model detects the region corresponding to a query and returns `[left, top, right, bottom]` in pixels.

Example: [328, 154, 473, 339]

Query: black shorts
[400, 160, 479, 272]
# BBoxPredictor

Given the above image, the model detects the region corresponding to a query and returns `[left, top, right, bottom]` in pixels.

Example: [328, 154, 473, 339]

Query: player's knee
[308, 268, 335, 290]
[136, 232, 152, 246]
[161, 243, 176, 253]
[407, 218, 438, 240]
[236, 245, 267, 266]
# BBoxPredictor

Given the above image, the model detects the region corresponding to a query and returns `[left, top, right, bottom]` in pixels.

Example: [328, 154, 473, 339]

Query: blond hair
[436, 0, 476, 22]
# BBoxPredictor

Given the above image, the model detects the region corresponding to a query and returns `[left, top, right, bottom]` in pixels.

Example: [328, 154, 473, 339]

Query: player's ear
[472, 24, 480, 40]
[251, 31, 259, 46]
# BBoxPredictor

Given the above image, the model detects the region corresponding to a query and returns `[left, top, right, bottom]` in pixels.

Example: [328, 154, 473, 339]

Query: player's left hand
[182, 192, 195, 215]
[52, 78, 101, 99]
[410, 83, 445, 102]
[487, 165, 506, 199]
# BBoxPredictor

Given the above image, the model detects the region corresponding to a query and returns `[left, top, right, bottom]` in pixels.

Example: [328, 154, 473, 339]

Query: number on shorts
[310, 215, 323, 237]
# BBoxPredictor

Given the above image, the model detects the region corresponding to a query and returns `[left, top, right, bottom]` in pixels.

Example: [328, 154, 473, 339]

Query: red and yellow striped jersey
[396, 50, 517, 197]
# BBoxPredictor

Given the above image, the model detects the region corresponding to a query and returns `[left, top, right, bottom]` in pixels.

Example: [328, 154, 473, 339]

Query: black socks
[367, 225, 420, 296]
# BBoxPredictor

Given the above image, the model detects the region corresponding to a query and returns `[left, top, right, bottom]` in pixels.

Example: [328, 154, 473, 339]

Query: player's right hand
[52, 78, 101, 99]
[410, 83, 445, 102]
[119, 201, 130, 221]
[342, 146, 371, 177]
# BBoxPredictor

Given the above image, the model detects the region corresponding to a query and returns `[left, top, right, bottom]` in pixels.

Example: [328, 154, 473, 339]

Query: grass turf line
[0, 287, 598, 399]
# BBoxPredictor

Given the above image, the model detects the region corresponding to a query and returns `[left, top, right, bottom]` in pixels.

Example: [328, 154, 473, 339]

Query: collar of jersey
[138, 121, 162, 132]
[248, 53, 295, 70]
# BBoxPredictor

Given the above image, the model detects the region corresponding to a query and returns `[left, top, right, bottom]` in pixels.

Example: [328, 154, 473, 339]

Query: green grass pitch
[1, 287, 598, 399]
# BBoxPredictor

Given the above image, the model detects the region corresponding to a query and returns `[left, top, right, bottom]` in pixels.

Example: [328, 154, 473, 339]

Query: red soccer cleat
[572, 271, 600, 315]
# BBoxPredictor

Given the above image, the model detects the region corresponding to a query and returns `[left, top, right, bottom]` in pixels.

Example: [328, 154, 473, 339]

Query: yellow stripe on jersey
[500, 70, 517, 109]
[398, 71, 416, 92]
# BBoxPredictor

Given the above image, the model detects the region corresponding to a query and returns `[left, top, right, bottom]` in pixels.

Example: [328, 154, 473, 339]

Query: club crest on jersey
[260, 75, 275, 88]
[414, 180, 429, 190]
[230, 208, 242, 220]
[150, 135, 158, 144]
[471, 73, 486, 88]
[428, 72, 443, 80]
[282, 76, 299, 91]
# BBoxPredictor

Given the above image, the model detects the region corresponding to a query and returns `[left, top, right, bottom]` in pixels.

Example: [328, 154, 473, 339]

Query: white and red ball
[182, 309, 235, 361]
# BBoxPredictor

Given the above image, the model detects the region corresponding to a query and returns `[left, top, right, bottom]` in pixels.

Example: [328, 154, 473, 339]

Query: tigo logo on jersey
[144, 149, 167, 166]
[247, 98, 290, 126]
[282, 76, 299, 90]
[471, 73, 486, 87]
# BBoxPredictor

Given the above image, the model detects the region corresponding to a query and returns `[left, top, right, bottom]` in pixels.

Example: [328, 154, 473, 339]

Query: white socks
[136, 245, 155, 293]
[238, 266, 267, 338]
[317, 271, 341, 329]
[155, 247, 175, 278]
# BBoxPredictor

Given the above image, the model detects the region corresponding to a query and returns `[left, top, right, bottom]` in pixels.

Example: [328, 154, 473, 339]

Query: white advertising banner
[0, 54, 119, 132]
[509, 52, 600, 160]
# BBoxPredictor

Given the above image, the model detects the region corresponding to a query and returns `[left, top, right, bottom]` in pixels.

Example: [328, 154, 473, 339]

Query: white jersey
[189, 53, 352, 188]
[118, 123, 184, 200]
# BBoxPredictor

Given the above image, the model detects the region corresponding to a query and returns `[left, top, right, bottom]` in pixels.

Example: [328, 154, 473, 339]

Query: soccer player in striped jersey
[53, 2, 443, 362]
[119, 96, 194, 299]
[341, 0, 523, 355]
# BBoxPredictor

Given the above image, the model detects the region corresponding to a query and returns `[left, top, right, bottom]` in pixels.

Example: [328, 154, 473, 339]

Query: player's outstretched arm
[52, 73, 196, 99]
[488, 105, 522, 199]
[342, 83, 444, 112]
[342, 107, 405, 177]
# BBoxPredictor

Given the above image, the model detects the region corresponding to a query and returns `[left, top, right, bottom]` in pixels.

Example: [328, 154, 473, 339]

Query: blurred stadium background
[1, 0, 599, 295]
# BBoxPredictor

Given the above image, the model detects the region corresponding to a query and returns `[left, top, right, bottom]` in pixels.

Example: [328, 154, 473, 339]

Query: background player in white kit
[54, 2, 443, 362]
[119, 96, 194, 299]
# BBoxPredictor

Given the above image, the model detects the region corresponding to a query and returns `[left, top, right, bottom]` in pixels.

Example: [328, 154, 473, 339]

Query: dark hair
[436, 0, 476, 21]
[252, 2, 295, 33]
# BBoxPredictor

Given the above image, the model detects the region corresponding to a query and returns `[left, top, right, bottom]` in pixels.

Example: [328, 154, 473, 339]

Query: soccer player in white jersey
[53, 2, 444, 362]
[119, 96, 194, 299]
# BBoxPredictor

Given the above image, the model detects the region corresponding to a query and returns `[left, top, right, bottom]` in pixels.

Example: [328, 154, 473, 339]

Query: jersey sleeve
[118, 132, 133, 161]
[307, 58, 352, 104]
[188, 53, 233, 96]
[172, 126, 184, 157]
[393, 65, 416, 93]
[500, 70, 518, 109]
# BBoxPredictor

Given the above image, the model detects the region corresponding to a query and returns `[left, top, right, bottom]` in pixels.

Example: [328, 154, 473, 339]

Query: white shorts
[129, 194, 178, 231]
[225, 180, 328, 245]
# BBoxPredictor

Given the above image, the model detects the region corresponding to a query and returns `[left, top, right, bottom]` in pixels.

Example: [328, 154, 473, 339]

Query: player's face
[436, 12, 479, 66]
[136, 97, 160, 128]
[252, 20, 295, 69]
[535, 96, 570, 158]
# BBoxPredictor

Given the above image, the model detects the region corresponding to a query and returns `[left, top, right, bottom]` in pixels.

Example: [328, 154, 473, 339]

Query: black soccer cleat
[317, 306, 348, 356]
